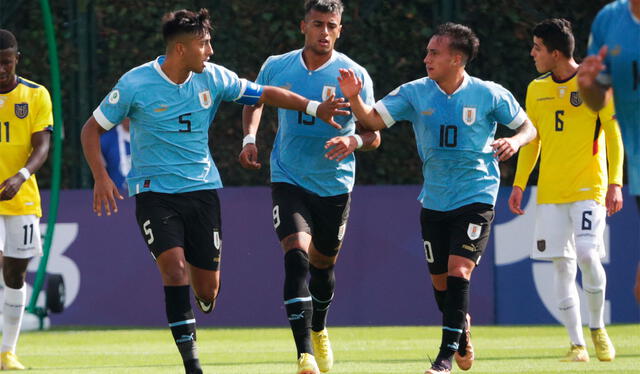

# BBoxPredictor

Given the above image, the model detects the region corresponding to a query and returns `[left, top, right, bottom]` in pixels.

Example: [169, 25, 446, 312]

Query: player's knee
[161, 266, 189, 286]
[284, 248, 309, 279]
[575, 246, 600, 267]
[2, 267, 26, 289]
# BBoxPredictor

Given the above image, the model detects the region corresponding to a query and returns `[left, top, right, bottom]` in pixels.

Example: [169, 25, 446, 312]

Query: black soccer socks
[164, 285, 202, 374]
[437, 276, 470, 364]
[309, 264, 336, 332]
[284, 249, 313, 356]
[432, 285, 447, 314]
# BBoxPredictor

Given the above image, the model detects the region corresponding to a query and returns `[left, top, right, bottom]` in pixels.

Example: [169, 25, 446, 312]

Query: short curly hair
[162, 8, 212, 44]
[0, 29, 18, 51]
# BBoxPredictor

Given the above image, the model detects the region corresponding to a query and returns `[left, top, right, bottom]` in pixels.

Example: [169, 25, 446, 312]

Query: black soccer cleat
[194, 295, 216, 314]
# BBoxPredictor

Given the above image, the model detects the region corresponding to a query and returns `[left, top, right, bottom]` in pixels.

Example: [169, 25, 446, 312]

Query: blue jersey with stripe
[94, 56, 262, 195]
[256, 49, 374, 196]
[588, 0, 640, 194]
[375, 73, 527, 211]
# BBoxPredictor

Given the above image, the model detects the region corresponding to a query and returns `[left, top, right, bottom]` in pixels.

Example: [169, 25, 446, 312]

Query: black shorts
[271, 182, 350, 256]
[134, 189, 222, 271]
[420, 202, 494, 275]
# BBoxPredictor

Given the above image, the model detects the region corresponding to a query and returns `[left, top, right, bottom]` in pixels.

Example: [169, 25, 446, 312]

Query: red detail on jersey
[593, 141, 599, 155]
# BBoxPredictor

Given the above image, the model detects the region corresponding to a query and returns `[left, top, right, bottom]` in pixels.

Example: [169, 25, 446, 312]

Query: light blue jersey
[94, 56, 262, 195]
[588, 0, 640, 195]
[375, 73, 527, 211]
[256, 49, 374, 196]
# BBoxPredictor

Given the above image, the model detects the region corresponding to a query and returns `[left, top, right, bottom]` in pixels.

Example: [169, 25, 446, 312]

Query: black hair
[433, 22, 479, 65]
[532, 18, 575, 58]
[304, 0, 344, 17]
[162, 8, 212, 44]
[0, 29, 18, 50]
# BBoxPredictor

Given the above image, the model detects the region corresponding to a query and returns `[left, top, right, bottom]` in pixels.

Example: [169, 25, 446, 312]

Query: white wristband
[18, 168, 31, 180]
[242, 134, 256, 148]
[352, 134, 364, 149]
[305, 100, 321, 117]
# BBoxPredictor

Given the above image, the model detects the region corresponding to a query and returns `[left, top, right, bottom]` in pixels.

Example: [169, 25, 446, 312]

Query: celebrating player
[239, 1, 380, 373]
[0, 29, 53, 370]
[509, 18, 623, 362]
[337, 23, 536, 374]
[80, 9, 348, 374]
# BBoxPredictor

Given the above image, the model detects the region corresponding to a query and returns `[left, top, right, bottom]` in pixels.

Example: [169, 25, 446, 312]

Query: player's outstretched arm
[578, 46, 611, 112]
[491, 119, 537, 161]
[80, 116, 123, 216]
[324, 124, 381, 161]
[0, 130, 51, 201]
[239, 104, 264, 170]
[258, 86, 350, 129]
[338, 68, 387, 131]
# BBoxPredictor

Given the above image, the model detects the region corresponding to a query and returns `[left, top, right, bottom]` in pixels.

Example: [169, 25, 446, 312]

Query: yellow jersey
[514, 72, 623, 205]
[0, 77, 53, 217]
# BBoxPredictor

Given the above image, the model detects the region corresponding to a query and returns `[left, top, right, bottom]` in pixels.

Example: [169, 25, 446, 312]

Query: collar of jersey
[432, 71, 470, 97]
[153, 55, 194, 86]
[298, 49, 337, 73]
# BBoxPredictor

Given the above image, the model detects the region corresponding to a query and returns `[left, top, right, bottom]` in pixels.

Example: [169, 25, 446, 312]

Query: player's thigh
[134, 191, 185, 261]
[569, 200, 606, 257]
[271, 183, 313, 248]
[421, 208, 450, 275]
[183, 189, 223, 271]
[449, 203, 494, 267]
[0, 214, 42, 259]
[532, 203, 574, 260]
[309, 192, 351, 258]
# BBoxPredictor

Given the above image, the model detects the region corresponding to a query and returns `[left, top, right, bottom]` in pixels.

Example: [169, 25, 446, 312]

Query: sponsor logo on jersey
[14, 103, 28, 119]
[467, 223, 481, 240]
[421, 109, 435, 116]
[610, 45, 621, 56]
[322, 85, 337, 101]
[462, 107, 476, 126]
[199, 90, 212, 109]
[570, 91, 582, 107]
[537, 240, 546, 252]
[108, 90, 120, 104]
[557, 86, 567, 98]
[154, 105, 169, 112]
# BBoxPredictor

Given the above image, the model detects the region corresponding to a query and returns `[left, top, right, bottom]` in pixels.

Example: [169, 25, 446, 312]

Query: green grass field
[16, 324, 640, 373]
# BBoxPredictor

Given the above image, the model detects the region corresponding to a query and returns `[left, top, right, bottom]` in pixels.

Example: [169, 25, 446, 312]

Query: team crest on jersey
[322, 85, 337, 101]
[199, 90, 212, 109]
[14, 103, 28, 119]
[467, 223, 481, 240]
[108, 90, 120, 104]
[462, 107, 476, 125]
[570, 91, 582, 107]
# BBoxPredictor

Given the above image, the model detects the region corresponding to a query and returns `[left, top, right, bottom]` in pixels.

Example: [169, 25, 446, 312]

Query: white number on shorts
[143, 220, 155, 244]
[272, 205, 281, 229]
[581, 210, 592, 231]
[424, 240, 434, 263]
[22, 224, 33, 245]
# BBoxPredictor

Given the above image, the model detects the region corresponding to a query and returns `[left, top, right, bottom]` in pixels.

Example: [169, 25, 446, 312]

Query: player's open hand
[317, 93, 350, 130]
[337, 68, 362, 99]
[605, 183, 623, 216]
[324, 135, 358, 161]
[508, 186, 525, 215]
[239, 143, 261, 170]
[92, 177, 123, 217]
[578, 46, 607, 89]
[0, 173, 26, 201]
[491, 137, 520, 161]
